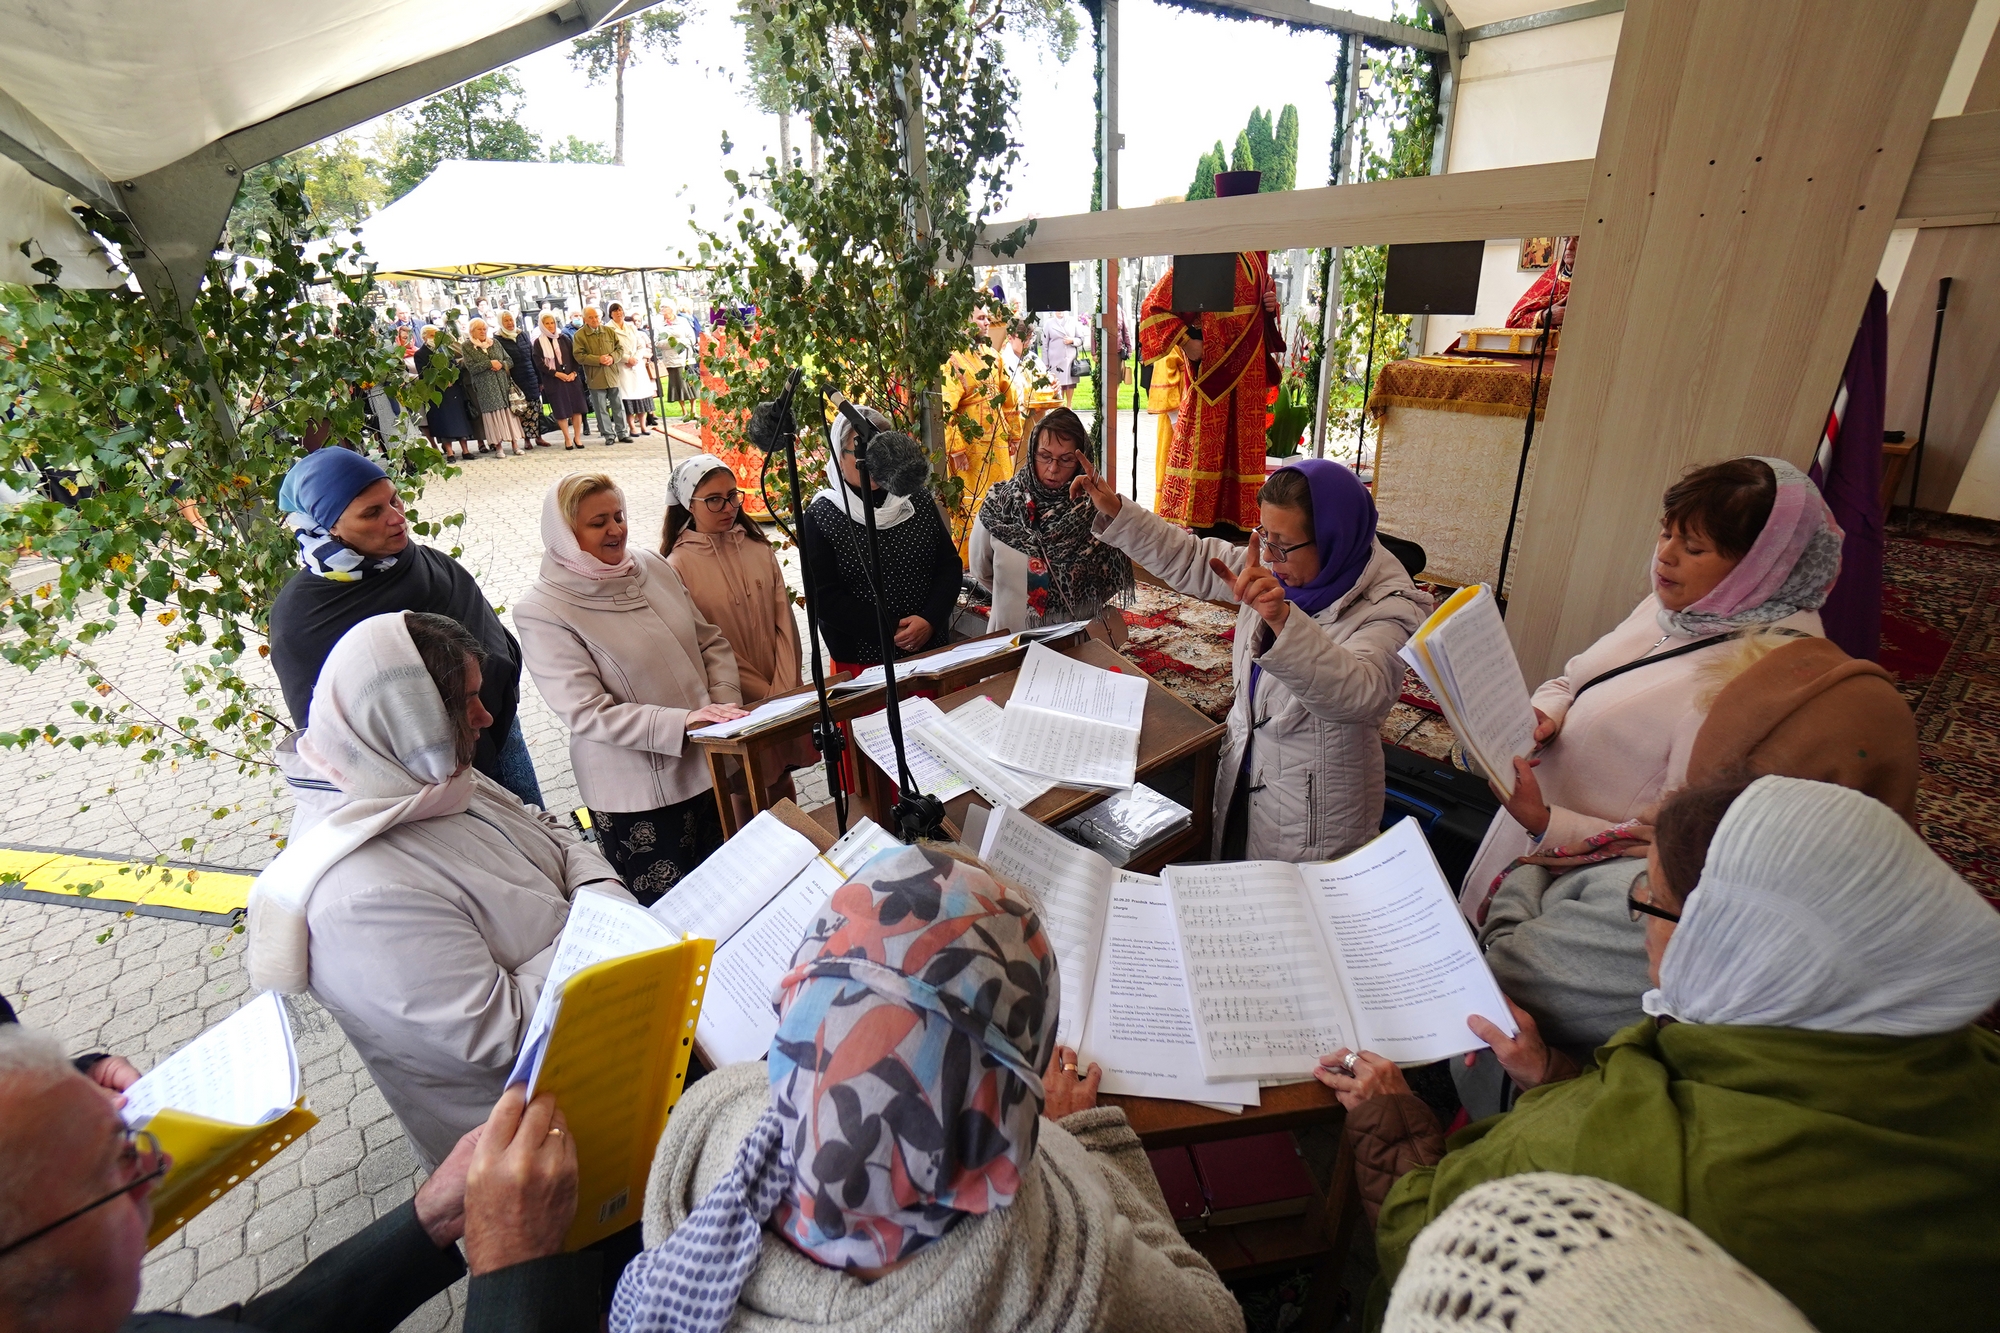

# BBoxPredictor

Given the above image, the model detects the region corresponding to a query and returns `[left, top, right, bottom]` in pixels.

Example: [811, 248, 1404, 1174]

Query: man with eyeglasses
[0, 1025, 593, 1333]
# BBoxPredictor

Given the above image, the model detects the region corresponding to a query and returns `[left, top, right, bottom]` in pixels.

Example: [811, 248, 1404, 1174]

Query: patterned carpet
[1121, 533, 2000, 902]
[1881, 530, 2000, 902]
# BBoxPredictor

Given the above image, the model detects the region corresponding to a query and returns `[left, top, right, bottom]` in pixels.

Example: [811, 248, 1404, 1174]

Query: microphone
[824, 390, 931, 498]
[746, 368, 806, 451]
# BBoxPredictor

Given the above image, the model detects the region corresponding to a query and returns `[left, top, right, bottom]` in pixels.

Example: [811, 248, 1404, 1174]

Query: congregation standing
[6, 290, 1997, 1333]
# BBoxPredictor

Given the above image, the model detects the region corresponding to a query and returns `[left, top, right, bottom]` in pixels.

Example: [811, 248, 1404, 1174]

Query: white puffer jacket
[1093, 502, 1431, 860]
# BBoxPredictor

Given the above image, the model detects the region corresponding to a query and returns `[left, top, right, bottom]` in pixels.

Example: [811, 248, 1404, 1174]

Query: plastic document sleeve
[533, 937, 714, 1251]
[145, 1102, 320, 1249]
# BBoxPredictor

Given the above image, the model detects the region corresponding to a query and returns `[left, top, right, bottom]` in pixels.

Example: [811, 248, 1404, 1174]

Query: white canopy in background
[0, 0, 644, 302]
[355, 160, 697, 280]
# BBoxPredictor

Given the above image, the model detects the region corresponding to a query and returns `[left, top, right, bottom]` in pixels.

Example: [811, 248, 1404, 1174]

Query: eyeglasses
[1253, 526, 1315, 564]
[1034, 450, 1084, 470]
[695, 489, 742, 513]
[0, 1128, 166, 1259]
[1627, 871, 1682, 924]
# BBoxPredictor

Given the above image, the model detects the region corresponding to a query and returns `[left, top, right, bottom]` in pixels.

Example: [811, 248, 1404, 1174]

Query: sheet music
[977, 807, 1118, 1047]
[913, 699, 1056, 809]
[1011, 642, 1148, 731]
[1305, 818, 1516, 1061]
[1079, 873, 1260, 1108]
[122, 991, 298, 1129]
[511, 887, 677, 1091]
[824, 816, 902, 876]
[688, 690, 816, 738]
[1164, 861, 1356, 1080]
[1406, 587, 1536, 797]
[648, 809, 820, 945]
[851, 697, 973, 801]
[995, 705, 1138, 789]
[701, 857, 848, 1066]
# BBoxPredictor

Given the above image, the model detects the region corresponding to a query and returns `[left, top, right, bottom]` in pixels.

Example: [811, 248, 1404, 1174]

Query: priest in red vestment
[1139, 171, 1284, 532]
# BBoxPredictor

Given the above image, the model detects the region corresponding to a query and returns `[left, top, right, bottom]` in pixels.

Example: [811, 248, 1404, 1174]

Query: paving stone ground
[0, 409, 1139, 1326]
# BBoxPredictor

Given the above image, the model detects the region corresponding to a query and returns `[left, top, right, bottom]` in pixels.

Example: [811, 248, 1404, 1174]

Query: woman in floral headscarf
[611, 844, 1244, 1333]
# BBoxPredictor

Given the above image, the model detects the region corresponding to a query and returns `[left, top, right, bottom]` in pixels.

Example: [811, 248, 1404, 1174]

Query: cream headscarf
[541, 476, 635, 581]
[670, 453, 732, 512]
[246, 613, 475, 993]
[1644, 775, 2000, 1034]
[815, 405, 915, 530]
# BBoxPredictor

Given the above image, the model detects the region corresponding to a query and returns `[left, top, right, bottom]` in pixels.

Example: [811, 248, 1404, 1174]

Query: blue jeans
[588, 387, 629, 441]
[495, 717, 545, 809]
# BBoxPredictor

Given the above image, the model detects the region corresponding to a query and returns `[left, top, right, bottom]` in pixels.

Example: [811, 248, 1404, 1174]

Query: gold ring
[1063, 1063, 1077, 1073]
[548, 1127, 564, 1138]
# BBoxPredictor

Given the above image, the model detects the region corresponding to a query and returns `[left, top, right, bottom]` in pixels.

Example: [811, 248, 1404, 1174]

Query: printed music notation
[1187, 961, 1293, 992]
[1207, 1025, 1347, 1061]
[1197, 993, 1307, 1026]
[1182, 929, 1292, 960]
[1176, 901, 1289, 930]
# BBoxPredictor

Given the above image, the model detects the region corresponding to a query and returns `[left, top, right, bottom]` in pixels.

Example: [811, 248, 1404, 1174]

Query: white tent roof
[0, 0, 642, 300]
[355, 160, 696, 279]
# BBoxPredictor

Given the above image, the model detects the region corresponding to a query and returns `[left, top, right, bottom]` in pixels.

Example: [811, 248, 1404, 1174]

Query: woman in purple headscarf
[1073, 455, 1433, 861]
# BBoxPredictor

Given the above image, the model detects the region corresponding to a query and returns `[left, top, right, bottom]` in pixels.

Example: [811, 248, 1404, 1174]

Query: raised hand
[1209, 538, 1290, 630]
[1067, 452, 1122, 520]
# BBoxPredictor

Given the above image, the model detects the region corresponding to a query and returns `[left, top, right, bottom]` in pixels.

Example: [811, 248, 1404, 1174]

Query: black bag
[1381, 742, 1501, 890]
[1073, 351, 1095, 381]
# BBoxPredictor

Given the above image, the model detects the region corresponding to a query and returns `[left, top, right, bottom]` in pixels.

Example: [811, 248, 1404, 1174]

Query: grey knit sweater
[641, 1062, 1245, 1333]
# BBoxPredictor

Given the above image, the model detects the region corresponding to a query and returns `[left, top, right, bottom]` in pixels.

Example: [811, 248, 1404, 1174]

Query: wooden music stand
[913, 637, 1226, 873]
[691, 627, 1093, 839]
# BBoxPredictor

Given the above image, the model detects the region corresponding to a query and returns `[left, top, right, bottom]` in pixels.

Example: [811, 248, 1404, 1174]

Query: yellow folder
[532, 937, 714, 1251]
[145, 1102, 320, 1249]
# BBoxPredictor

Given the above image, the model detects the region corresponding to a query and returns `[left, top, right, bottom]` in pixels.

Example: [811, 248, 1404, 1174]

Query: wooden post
[1503, 0, 1973, 681]
[1100, 0, 1121, 486]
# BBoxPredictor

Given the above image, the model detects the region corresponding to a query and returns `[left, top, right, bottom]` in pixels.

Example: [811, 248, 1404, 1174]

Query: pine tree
[1188, 144, 1223, 200]
[1271, 104, 1300, 192]
[1246, 108, 1277, 189]
[1231, 129, 1256, 174]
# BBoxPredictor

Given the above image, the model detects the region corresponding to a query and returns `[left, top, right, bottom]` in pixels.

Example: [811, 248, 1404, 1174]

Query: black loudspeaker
[1170, 253, 1237, 312]
[1026, 262, 1071, 312]
[1380, 742, 1500, 890]
[1382, 240, 1485, 316]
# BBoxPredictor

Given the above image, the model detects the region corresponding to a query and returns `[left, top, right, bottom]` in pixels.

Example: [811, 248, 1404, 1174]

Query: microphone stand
[1494, 262, 1561, 616]
[828, 393, 947, 845]
[762, 368, 849, 833]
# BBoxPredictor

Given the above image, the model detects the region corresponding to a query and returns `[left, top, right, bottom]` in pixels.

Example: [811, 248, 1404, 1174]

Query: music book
[505, 886, 712, 1250]
[851, 697, 974, 802]
[995, 643, 1148, 789]
[695, 815, 903, 1068]
[121, 991, 319, 1248]
[910, 695, 1057, 810]
[978, 807, 1259, 1108]
[1164, 818, 1516, 1081]
[1398, 584, 1538, 799]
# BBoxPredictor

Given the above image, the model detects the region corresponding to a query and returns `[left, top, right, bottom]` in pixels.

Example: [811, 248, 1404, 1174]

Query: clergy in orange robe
[1140, 253, 1283, 531]
[1146, 343, 1190, 510]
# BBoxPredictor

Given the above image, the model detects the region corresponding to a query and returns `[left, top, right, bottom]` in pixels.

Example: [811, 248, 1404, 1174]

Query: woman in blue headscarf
[1074, 456, 1432, 860]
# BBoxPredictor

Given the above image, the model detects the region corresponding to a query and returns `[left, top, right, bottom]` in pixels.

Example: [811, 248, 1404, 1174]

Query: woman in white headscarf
[246, 610, 631, 1169]
[1321, 775, 2000, 1333]
[662, 453, 811, 810]
[795, 406, 963, 675]
[514, 474, 747, 905]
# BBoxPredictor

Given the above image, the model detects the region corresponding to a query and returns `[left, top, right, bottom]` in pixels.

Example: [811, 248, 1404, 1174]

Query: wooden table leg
[707, 748, 741, 839]
[1190, 741, 1218, 855]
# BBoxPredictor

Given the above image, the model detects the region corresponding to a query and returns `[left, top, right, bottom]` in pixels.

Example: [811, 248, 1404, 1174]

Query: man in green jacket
[570, 306, 629, 443]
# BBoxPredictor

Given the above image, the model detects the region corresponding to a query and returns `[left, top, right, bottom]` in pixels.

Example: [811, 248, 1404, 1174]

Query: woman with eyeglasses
[969, 407, 1134, 643]
[1321, 776, 2000, 1333]
[516, 473, 749, 904]
[1073, 456, 1430, 862]
[663, 454, 812, 810]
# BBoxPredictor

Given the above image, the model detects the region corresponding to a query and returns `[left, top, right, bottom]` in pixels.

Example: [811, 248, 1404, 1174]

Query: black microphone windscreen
[865, 430, 932, 497]
[746, 399, 783, 451]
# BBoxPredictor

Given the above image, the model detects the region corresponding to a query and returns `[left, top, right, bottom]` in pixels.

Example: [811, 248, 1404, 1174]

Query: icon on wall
[1518, 237, 1558, 272]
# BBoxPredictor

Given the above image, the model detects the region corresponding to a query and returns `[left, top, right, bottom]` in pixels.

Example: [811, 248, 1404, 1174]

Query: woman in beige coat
[1074, 457, 1430, 861]
[515, 474, 747, 903]
[661, 453, 811, 810]
[250, 610, 631, 1170]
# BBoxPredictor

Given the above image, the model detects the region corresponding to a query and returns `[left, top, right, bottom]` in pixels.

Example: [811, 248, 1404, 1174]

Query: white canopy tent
[0, 0, 666, 305]
[355, 160, 696, 280]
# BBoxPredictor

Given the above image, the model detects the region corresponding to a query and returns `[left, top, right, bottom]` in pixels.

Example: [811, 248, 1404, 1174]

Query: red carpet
[1881, 533, 2000, 902]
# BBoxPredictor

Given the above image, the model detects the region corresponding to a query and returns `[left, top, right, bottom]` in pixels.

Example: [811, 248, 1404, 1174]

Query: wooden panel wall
[1502, 0, 1973, 682]
[1884, 225, 2000, 510]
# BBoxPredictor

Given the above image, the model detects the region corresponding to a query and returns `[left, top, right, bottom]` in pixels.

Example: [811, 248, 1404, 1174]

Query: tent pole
[639, 268, 666, 429]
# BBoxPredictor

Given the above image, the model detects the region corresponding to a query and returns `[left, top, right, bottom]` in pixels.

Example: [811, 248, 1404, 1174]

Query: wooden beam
[1193, 0, 1449, 51]
[980, 160, 1593, 262]
[978, 107, 2000, 265]
[1502, 0, 1973, 682]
